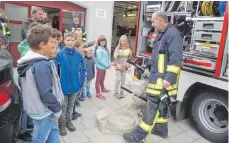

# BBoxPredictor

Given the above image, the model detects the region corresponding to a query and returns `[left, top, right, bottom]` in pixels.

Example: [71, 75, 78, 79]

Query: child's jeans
[114, 70, 127, 94]
[20, 108, 33, 133]
[32, 114, 59, 143]
[85, 79, 92, 97]
[80, 81, 87, 98]
[60, 93, 76, 123]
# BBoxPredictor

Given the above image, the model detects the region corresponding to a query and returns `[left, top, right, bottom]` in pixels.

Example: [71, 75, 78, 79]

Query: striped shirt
[114, 47, 132, 70]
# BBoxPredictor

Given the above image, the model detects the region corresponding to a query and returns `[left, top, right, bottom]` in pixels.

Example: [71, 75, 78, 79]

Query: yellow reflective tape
[65, 29, 68, 32]
[147, 83, 163, 90]
[167, 65, 180, 74]
[166, 84, 177, 91]
[2, 25, 6, 35]
[6, 31, 10, 34]
[139, 120, 151, 132]
[82, 38, 86, 41]
[158, 54, 164, 73]
[199, 43, 213, 47]
[156, 117, 168, 124]
[156, 78, 163, 86]
[168, 89, 177, 96]
[145, 88, 161, 95]
[83, 32, 86, 36]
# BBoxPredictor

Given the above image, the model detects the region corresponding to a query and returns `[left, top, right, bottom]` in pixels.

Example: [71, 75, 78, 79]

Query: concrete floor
[13, 67, 211, 143]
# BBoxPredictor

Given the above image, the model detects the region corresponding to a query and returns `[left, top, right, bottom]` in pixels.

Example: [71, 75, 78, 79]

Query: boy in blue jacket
[17, 25, 63, 143]
[54, 32, 86, 136]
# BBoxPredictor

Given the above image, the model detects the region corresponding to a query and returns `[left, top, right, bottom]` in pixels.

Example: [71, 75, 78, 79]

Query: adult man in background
[65, 14, 86, 42]
[21, 6, 43, 40]
[123, 11, 183, 142]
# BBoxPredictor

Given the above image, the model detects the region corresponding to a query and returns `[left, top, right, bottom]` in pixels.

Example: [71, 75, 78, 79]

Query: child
[84, 49, 95, 98]
[94, 35, 111, 100]
[17, 25, 63, 143]
[18, 22, 41, 57]
[17, 21, 41, 142]
[73, 30, 96, 48]
[114, 35, 132, 99]
[51, 28, 64, 52]
[54, 32, 86, 136]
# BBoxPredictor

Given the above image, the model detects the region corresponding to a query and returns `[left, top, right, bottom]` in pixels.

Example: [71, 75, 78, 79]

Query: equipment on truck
[132, 1, 228, 143]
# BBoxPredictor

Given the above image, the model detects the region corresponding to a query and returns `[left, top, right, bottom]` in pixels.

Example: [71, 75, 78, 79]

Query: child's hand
[92, 40, 97, 44]
[52, 115, 60, 122]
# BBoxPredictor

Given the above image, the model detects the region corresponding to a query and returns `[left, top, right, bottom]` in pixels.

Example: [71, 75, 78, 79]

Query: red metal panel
[215, 2, 228, 77]
[133, 2, 141, 57]
[59, 8, 63, 32]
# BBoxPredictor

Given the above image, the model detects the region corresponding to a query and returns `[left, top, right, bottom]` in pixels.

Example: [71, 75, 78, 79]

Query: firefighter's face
[0, 11, 5, 19]
[64, 36, 75, 48]
[73, 17, 79, 25]
[151, 14, 162, 31]
[34, 10, 44, 22]
[43, 12, 47, 19]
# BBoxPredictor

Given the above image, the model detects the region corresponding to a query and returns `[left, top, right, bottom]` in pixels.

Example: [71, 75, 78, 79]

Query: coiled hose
[201, 1, 214, 16]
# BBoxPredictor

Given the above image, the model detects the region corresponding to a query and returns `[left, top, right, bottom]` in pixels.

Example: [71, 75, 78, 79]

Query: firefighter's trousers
[132, 95, 168, 141]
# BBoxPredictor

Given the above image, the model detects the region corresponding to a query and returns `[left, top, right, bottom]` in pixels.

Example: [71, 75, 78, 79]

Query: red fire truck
[133, 1, 228, 142]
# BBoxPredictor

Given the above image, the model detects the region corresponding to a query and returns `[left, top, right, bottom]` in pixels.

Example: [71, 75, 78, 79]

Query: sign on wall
[95, 9, 106, 19]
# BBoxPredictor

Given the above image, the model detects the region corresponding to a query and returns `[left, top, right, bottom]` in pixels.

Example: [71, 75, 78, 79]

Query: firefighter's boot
[152, 123, 168, 138]
[123, 126, 148, 143]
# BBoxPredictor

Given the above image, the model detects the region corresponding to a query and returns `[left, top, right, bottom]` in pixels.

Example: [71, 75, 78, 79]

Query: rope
[201, 1, 214, 16]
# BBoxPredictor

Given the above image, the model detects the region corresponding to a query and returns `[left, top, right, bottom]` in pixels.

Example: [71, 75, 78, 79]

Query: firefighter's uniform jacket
[0, 18, 11, 39]
[65, 24, 86, 42]
[131, 23, 183, 141]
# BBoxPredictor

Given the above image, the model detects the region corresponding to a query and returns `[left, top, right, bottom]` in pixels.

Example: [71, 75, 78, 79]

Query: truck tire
[190, 92, 228, 143]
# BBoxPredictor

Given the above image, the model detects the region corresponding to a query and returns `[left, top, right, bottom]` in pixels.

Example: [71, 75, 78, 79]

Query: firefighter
[0, 8, 11, 40]
[65, 14, 86, 42]
[123, 11, 183, 142]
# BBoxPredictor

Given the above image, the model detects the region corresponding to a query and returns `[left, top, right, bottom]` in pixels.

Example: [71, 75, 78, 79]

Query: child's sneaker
[96, 93, 106, 100]
[72, 111, 82, 120]
[101, 88, 110, 92]
[65, 121, 76, 131]
[87, 94, 92, 99]
[78, 96, 86, 101]
[59, 121, 67, 136]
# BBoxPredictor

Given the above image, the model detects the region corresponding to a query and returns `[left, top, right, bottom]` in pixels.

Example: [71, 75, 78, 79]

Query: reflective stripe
[156, 78, 163, 86]
[156, 117, 168, 124]
[6, 31, 10, 34]
[158, 54, 164, 74]
[65, 29, 68, 32]
[82, 38, 86, 41]
[145, 88, 161, 95]
[83, 32, 86, 36]
[139, 120, 151, 132]
[147, 83, 162, 90]
[166, 84, 177, 91]
[168, 89, 177, 96]
[2, 24, 6, 35]
[166, 65, 180, 74]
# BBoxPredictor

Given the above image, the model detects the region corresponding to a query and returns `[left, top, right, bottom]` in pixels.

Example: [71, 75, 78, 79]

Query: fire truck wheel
[190, 92, 228, 143]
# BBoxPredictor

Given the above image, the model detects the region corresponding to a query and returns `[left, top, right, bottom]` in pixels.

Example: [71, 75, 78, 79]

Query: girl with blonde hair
[113, 35, 132, 99]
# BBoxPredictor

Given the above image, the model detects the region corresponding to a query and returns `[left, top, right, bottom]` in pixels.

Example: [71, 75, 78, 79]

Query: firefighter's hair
[154, 11, 168, 23]
[43, 10, 47, 14]
[94, 35, 108, 58]
[117, 35, 131, 50]
[28, 22, 41, 30]
[26, 25, 52, 50]
[72, 13, 79, 19]
[31, 6, 43, 15]
[0, 8, 5, 13]
[64, 32, 75, 39]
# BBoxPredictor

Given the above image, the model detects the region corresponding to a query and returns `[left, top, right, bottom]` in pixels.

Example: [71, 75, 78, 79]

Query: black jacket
[21, 18, 34, 40]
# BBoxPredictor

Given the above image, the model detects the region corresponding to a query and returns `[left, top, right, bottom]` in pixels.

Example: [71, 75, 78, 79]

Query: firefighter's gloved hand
[159, 89, 169, 105]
